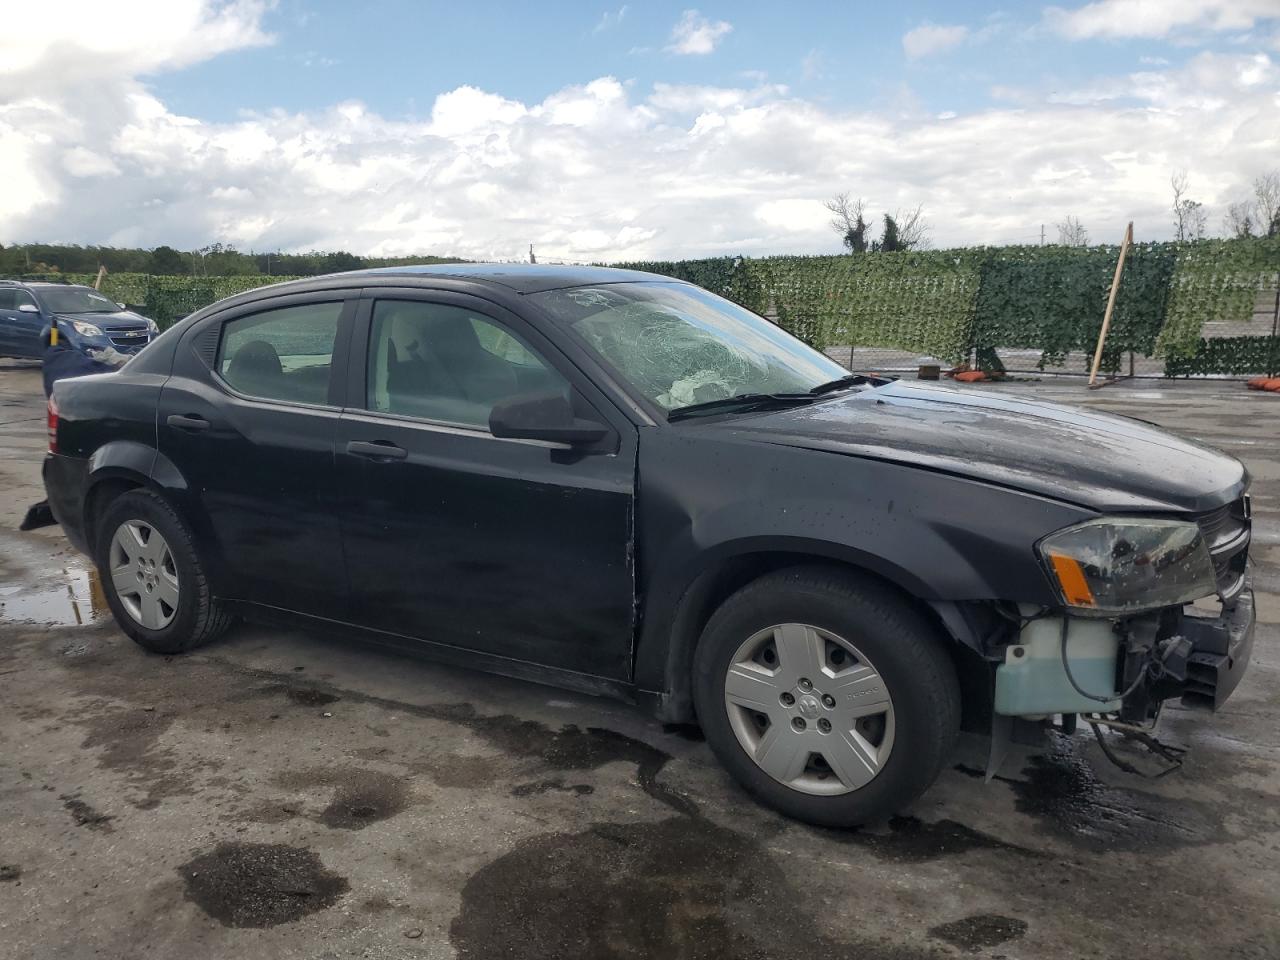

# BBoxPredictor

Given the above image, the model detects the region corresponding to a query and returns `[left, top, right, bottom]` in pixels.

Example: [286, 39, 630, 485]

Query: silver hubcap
[724, 623, 896, 796]
[108, 520, 179, 630]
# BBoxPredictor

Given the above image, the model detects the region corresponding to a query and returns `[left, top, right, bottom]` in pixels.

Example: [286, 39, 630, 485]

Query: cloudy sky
[2, 0, 1279, 261]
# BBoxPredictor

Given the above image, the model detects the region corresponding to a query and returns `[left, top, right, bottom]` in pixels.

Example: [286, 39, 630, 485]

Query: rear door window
[217, 302, 342, 405]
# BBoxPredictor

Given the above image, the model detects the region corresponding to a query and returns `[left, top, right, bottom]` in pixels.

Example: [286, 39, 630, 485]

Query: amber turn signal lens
[1048, 553, 1095, 607]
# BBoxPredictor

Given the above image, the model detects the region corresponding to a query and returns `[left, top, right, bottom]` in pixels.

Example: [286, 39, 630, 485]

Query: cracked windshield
[533, 282, 848, 411]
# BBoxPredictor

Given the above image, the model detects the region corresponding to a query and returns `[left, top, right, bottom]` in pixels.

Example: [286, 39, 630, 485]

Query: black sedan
[42, 264, 1255, 825]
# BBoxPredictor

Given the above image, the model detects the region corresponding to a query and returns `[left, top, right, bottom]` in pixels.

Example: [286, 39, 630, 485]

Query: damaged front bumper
[1140, 586, 1256, 716]
[985, 584, 1255, 778]
[993, 580, 1256, 723]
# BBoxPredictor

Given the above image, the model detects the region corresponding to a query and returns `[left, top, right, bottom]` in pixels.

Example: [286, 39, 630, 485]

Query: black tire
[692, 565, 960, 827]
[94, 489, 233, 654]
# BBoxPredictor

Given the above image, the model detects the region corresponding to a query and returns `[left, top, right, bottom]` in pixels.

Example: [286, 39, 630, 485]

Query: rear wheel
[95, 490, 233, 654]
[693, 566, 960, 826]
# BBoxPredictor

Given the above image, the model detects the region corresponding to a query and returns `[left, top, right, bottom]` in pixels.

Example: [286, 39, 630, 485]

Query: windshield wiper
[807, 373, 886, 395]
[667, 392, 820, 422]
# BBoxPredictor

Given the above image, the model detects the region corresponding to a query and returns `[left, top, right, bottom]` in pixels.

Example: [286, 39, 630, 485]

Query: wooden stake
[93, 265, 107, 290]
[1088, 222, 1133, 387]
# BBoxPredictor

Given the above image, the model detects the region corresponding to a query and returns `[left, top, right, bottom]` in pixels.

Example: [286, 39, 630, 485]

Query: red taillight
[47, 395, 58, 454]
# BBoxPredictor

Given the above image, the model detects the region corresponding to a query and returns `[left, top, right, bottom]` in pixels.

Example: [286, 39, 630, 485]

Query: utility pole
[529, 244, 537, 264]
[1040, 224, 1045, 246]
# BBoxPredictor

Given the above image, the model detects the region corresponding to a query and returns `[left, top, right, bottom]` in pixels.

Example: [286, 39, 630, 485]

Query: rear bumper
[1179, 588, 1256, 711]
[42, 453, 91, 555]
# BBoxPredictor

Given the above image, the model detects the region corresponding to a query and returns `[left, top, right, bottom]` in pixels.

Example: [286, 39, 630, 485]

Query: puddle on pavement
[929, 914, 1028, 952]
[179, 842, 350, 928]
[450, 815, 937, 960]
[0, 562, 107, 626]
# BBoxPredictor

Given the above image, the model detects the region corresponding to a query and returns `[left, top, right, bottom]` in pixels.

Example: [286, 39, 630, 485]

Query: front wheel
[693, 566, 960, 827]
[95, 489, 233, 654]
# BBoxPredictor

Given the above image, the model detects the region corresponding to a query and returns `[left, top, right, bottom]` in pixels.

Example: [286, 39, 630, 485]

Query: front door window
[366, 300, 570, 428]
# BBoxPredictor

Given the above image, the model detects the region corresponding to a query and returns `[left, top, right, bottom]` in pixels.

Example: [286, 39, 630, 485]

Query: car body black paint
[150, 292, 357, 619]
[332, 288, 637, 679]
[44, 265, 1250, 715]
[733, 379, 1248, 514]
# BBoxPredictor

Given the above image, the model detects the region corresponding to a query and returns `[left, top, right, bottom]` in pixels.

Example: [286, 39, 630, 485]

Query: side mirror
[18, 303, 39, 313]
[489, 391, 610, 446]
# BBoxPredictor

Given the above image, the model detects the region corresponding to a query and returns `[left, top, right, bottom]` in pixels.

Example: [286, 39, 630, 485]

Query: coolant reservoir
[994, 616, 1122, 716]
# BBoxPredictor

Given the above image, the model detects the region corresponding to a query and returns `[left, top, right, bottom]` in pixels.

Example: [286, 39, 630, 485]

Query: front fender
[631, 429, 1096, 705]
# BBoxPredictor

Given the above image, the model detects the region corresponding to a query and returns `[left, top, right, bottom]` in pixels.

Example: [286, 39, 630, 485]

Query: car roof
[0, 280, 95, 290]
[331, 263, 679, 294]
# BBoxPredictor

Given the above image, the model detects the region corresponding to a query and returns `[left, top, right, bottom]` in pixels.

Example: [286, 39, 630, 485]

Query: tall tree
[824, 193, 869, 253]
[1055, 216, 1089, 246]
[147, 245, 189, 275]
[1171, 170, 1207, 241]
[1253, 171, 1280, 238]
[825, 194, 928, 253]
[877, 214, 902, 253]
[892, 204, 929, 250]
[1224, 202, 1255, 239]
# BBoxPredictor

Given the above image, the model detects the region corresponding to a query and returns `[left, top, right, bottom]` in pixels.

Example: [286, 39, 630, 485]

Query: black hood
[723, 380, 1247, 514]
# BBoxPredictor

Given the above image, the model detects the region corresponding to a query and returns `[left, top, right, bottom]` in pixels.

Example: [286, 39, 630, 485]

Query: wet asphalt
[0, 361, 1277, 959]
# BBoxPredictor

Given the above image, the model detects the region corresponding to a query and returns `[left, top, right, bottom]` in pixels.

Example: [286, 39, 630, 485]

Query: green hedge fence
[11, 236, 1280, 376]
[621, 238, 1280, 377]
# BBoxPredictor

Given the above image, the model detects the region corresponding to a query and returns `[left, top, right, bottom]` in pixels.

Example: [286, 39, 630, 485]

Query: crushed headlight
[1038, 518, 1216, 616]
[69, 319, 105, 337]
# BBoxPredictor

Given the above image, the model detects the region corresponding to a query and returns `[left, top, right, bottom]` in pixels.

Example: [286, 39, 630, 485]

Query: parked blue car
[0, 281, 158, 360]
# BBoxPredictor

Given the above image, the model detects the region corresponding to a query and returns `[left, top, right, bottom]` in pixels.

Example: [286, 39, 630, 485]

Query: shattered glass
[534, 284, 847, 411]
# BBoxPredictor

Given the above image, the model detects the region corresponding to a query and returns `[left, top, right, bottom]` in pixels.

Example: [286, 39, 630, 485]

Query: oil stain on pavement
[822, 814, 1037, 863]
[449, 815, 941, 960]
[510, 777, 595, 797]
[955, 735, 1230, 852]
[258, 683, 341, 707]
[928, 914, 1028, 952]
[318, 771, 410, 829]
[259, 766, 412, 830]
[179, 842, 349, 928]
[60, 794, 115, 832]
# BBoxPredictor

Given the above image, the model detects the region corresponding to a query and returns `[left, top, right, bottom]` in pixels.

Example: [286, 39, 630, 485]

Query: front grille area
[1195, 496, 1251, 605]
[108, 333, 149, 348]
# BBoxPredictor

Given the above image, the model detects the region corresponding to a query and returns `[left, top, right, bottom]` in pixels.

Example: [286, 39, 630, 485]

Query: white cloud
[62, 147, 121, 179]
[0, 0, 272, 94]
[648, 82, 788, 113]
[800, 50, 824, 81]
[902, 23, 969, 60]
[756, 199, 829, 232]
[593, 5, 628, 34]
[3, 4, 1280, 260]
[666, 10, 732, 55]
[1046, 0, 1280, 40]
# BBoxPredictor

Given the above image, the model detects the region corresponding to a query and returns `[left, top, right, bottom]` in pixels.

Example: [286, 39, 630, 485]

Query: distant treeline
[0, 242, 467, 278]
